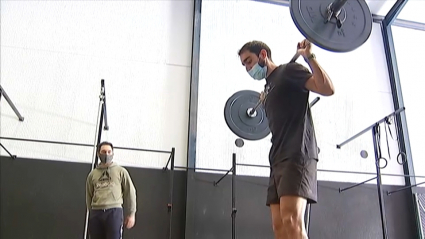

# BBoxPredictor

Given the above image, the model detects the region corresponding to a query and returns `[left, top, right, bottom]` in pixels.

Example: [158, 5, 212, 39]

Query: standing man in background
[86, 141, 137, 239]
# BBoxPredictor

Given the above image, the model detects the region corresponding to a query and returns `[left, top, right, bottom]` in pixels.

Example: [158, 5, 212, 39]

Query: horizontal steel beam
[0, 136, 172, 154]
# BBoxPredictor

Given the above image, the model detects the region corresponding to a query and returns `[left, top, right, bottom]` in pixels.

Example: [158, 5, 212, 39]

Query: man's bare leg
[279, 195, 308, 239]
[270, 204, 284, 239]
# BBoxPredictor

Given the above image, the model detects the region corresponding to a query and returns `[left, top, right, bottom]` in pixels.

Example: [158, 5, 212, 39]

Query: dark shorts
[266, 157, 318, 206]
[88, 207, 123, 239]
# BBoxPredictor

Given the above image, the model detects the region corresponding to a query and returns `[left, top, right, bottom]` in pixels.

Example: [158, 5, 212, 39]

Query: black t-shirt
[264, 63, 319, 167]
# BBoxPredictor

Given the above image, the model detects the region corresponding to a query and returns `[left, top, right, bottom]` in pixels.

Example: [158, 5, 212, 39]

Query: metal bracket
[0, 85, 24, 122]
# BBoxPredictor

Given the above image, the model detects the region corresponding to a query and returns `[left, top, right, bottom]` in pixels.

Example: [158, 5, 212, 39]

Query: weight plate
[224, 90, 270, 141]
[289, 0, 373, 52]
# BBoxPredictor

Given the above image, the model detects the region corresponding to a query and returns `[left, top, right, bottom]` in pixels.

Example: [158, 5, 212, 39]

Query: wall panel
[185, 170, 418, 239]
[0, 0, 194, 168]
[0, 156, 187, 239]
[392, 25, 425, 187]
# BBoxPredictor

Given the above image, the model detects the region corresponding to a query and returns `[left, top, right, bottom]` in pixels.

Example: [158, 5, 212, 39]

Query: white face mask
[248, 62, 268, 80]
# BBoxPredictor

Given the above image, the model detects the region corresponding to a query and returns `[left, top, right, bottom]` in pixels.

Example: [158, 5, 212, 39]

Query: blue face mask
[248, 61, 267, 80]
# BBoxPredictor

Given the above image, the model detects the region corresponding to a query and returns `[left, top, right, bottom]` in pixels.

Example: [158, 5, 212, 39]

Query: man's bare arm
[304, 56, 335, 96]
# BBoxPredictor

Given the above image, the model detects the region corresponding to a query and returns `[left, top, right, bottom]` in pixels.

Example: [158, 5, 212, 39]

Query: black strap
[376, 124, 382, 158]
[383, 116, 398, 160]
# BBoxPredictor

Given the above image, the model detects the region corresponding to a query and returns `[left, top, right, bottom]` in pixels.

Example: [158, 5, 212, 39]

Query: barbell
[223, 0, 373, 140]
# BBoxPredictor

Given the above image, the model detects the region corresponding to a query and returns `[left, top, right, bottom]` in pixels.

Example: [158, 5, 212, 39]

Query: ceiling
[266, 0, 425, 24]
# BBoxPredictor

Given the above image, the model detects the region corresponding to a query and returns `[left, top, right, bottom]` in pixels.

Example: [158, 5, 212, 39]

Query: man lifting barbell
[238, 39, 335, 239]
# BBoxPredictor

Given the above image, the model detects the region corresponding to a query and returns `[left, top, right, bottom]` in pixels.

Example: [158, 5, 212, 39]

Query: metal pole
[387, 181, 425, 195]
[0, 85, 24, 121]
[0, 136, 171, 154]
[83, 80, 106, 239]
[330, 0, 348, 13]
[237, 163, 425, 179]
[339, 177, 378, 193]
[213, 168, 233, 186]
[372, 124, 389, 239]
[0, 143, 16, 159]
[305, 204, 311, 236]
[232, 153, 237, 239]
[93, 80, 106, 167]
[337, 107, 405, 149]
[168, 148, 175, 239]
[102, 79, 109, 131]
[174, 166, 232, 173]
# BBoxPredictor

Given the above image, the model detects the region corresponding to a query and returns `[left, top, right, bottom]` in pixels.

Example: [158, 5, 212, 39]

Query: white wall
[195, 0, 405, 185]
[0, 0, 194, 168]
[392, 26, 425, 187]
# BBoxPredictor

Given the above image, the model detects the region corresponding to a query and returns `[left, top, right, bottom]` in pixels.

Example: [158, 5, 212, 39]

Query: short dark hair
[97, 141, 114, 153]
[238, 40, 272, 61]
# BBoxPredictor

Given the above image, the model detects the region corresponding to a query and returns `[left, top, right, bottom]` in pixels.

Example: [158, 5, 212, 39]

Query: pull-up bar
[0, 136, 172, 154]
[237, 163, 425, 179]
[387, 181, 425, 195]
[0, 143, 16, 159]
[335, 106, 406, 239]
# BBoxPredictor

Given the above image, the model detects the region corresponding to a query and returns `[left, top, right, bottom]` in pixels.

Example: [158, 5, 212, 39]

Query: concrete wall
[0, 0, 194, 168]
